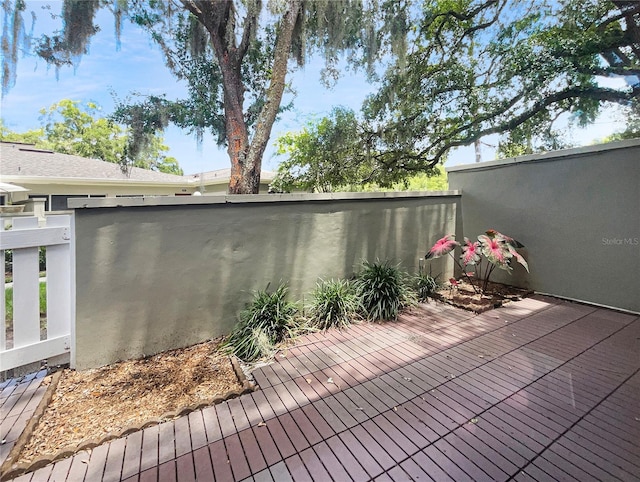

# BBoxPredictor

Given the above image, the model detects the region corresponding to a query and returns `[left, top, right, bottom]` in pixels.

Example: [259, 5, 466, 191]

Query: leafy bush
[413, 273, 440, 301]
[39, 246, 47, 271]
[309, 279, 362, 330]
[222, 284, 299, 362]
[354, 260, 415, 321]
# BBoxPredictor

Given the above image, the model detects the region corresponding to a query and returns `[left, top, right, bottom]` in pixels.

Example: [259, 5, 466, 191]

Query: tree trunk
[229, 0, 301, 194]
[185, 0, 301, 194]
[222, 68, 251, 194]
[474, 139, 482, 163]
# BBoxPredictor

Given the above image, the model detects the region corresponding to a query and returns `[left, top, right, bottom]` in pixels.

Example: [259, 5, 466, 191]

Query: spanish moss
[1, 0, 28, 96]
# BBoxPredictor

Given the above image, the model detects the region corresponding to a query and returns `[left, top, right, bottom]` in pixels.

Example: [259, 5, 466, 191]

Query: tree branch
[576, 65, 640, 77]
[246, 0, 301, 175]
[425, 85, 640, 166]
[238, 0, 260, 60]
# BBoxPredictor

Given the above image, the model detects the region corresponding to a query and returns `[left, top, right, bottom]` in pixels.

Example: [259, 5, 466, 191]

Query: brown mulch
[16, 339, 242, 466]
[431, 280, 532, 313]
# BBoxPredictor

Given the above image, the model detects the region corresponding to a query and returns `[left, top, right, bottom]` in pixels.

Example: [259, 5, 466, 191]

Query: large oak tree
[2, 0, 407, 193]
[362, 0, 640, 172]
[266, 0, 640, 190]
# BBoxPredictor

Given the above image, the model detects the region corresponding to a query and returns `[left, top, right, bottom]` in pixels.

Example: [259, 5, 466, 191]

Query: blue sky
[0, 2, 625, 176]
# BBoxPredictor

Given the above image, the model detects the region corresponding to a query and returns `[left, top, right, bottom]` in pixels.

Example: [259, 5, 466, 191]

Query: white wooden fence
[1, 215, 75, 371]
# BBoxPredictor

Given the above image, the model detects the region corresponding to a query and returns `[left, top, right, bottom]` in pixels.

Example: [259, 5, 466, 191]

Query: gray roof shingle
[0, 142, 275, 184]
[0, 142, 186, 183]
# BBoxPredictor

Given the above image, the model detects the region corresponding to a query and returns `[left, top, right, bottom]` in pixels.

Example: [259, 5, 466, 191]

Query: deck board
[5, 296, 639, 481]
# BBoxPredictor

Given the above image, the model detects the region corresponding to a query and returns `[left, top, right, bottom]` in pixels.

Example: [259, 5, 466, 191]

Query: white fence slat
[1, 215, 74, 372]
[68, 214, 76, 369]
[11, 217, 41, 349]
[9, 216, 39, 230]
[45, 216, 71, 339]
[1, 221, 5, 352]
[0, 335, 70, 370]
[0, 226, 69, 250]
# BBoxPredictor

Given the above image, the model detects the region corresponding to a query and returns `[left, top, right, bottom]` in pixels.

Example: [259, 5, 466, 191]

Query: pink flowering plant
[425, 230, 529, 295]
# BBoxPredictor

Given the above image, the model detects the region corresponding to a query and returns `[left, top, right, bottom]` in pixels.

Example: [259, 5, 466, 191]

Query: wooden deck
[2, 295, 639, 481]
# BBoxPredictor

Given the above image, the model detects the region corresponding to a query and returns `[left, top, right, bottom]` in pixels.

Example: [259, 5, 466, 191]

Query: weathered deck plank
[5, 296, 639, 481]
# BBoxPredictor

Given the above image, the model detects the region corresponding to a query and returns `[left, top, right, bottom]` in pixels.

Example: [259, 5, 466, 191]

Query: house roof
[0, 142, 275, 185]
[189, 168, 275, 185]
[0, 142, 187, 183]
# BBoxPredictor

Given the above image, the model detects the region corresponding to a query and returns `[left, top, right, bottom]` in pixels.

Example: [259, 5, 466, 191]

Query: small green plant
[354, 260, 416, 321]
[309, 279, 362, 330]
[413, 272, 440, 301]
[222, 284, 299, 362]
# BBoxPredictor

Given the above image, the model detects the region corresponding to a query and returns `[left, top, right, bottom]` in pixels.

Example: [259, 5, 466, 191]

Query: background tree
[271, 107, 373, 192]
[2, 0, 408, 193]
[0, 121, 43, 145]
[270, 107, 444, 192]
[361, 0, 640, 173]
[599, 99, 640, 141]
[0, 100, 183, 175]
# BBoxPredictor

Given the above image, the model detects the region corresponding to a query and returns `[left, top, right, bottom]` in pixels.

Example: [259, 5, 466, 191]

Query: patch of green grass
[4, 282, 47, 325]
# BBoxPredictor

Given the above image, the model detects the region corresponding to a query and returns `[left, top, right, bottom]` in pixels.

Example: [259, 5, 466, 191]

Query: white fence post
[1, 220, 5, 352]
[69, 214, 76, 369]
[44, 216, 72, 340]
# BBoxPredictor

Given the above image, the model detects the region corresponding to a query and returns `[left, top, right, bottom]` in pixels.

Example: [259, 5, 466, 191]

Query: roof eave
[0, 175, 193, 188]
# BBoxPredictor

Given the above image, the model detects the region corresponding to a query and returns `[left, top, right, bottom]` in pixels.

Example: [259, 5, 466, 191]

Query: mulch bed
[1, 339, 254, 479]
[431, 279, 533, 313]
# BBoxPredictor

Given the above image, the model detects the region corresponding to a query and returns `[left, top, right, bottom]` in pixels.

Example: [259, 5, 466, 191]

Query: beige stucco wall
[72, 192, 461, 369]
[448, 139, 640, 313]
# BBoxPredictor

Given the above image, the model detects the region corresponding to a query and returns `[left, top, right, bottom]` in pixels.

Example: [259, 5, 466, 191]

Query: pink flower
[478, 234, 511, 268]
[460, 237, 481, 265]
[426, 235, 459, 259]
[449, 278, 459, 286]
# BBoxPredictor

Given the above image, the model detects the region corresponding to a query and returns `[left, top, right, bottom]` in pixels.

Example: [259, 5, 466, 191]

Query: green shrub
[309, 279, 362, 330]
[223, 284, 299, 362]
[413, 273, 440, 301]
[354, 260, 416, 321]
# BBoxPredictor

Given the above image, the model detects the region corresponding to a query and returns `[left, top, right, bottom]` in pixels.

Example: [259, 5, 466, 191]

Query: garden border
[0, 355, 255, 480]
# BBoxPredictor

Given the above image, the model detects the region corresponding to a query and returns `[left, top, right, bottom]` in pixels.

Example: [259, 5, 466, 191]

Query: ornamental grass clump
[309, 279, 362, 330]
[425, 229, 529, 295]
[413, 272, 440, 301]
[355, 260, 416, 321]
[222, 284, 300, 362]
